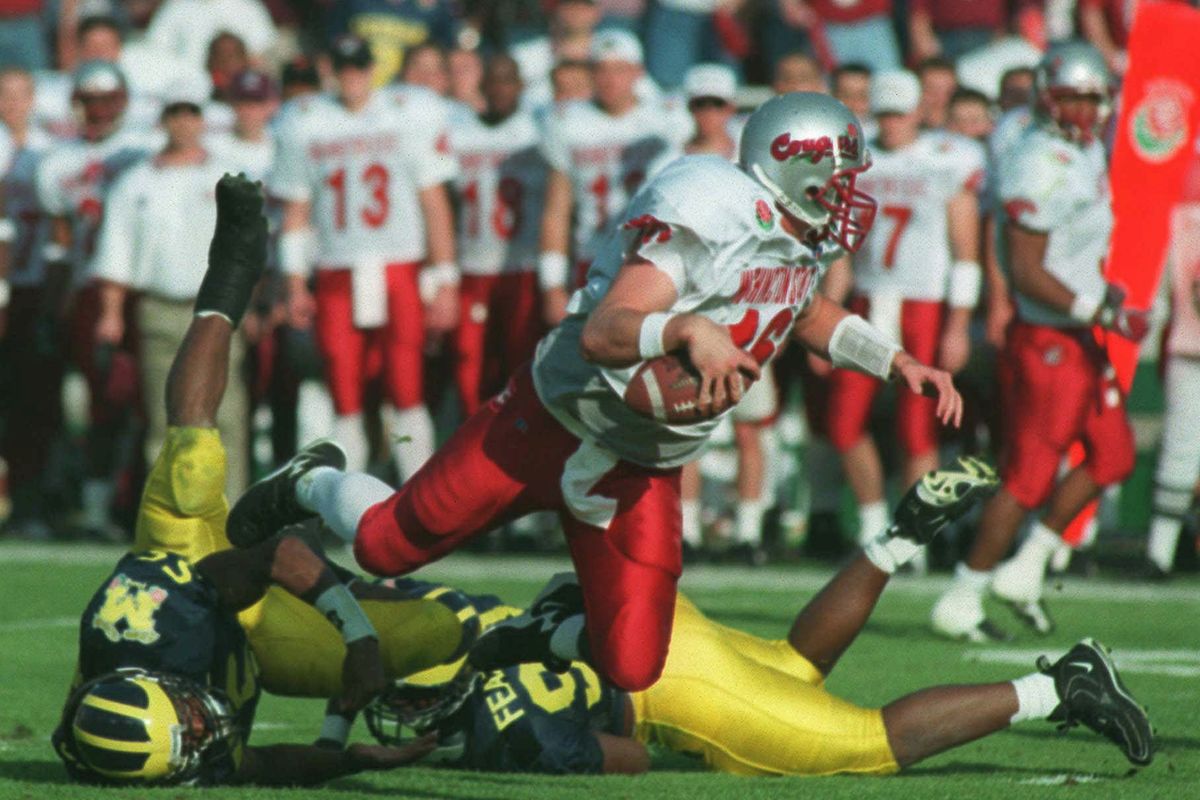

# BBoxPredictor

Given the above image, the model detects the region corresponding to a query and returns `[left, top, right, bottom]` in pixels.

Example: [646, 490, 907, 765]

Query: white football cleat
[992, 557, 1055, 635]
[931, 587, 1010, 643]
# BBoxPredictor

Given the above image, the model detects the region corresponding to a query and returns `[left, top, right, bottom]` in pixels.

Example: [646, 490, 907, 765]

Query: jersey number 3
[327, 163, 390, 230]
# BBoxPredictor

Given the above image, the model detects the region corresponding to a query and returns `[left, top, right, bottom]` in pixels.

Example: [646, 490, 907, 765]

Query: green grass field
[1, 542, 1197, 799]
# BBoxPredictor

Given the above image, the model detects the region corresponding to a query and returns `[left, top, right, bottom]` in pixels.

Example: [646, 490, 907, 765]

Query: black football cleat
[195, 173, 269, 327]
[226, 439, 347, 548]
[1038, 638, 1154, 766]
[890, 456, 999, 545]
[468, 572, 583, 674]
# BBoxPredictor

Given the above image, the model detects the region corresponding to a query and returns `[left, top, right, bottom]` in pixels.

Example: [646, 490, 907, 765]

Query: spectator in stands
[207, 31, 251, 103]
[643, 0, 741, 90]
[947, 87, 994, 141]
[91, 83, 248, 496]
[326, 0, 460, 86]
[777, 0, 901, 73]
[909, 0, 1045, 62]
[832, 62, 873, 135]
[401, 41, 450, 96]
[916, 56, 957, 129]
[998, 65, 1035, 111]
[511, 0, 601, 108]
[773, 51, 827, 94]
[144, 0, 278, 72]
[449, 47, 485, 112]
[0, 1, 48, 71]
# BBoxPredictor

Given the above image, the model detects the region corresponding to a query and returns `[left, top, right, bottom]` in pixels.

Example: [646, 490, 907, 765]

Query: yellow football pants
[631, 595, 899, 776]
[133, 426, 467, 696]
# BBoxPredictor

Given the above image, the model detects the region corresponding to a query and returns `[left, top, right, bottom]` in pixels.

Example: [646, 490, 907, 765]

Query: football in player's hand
[624, 352, 753, 424]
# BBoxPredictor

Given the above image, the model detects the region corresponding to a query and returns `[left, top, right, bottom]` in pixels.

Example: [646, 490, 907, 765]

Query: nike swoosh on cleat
[1069, 660, 1095, 673]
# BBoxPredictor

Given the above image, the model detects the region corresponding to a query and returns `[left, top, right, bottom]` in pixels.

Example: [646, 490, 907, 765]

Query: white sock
[858, 500, 889, 546]
[953, 561, 992, 595]
[297, 380, 336, 450]
[81, 479, 114, 530]
[734, 499, 765, 545]
[1009, 671, 1060, 724]
[295, 466, 394, 543]
[332, 413, 369, 472]
[863, 532, 922, 574]
[1147, 515, 1183, 572]
[1014, 520, 1062, 572]
[681, 500, 702, 547]
[549, 613, 585, 662]
[388, 405, 435, 482]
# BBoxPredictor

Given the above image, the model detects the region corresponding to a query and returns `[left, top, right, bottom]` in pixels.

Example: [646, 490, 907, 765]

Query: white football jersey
[997, 126, 1112, 328]
[853, 132, 985, 301]
[35, 124, 162, 278]
[268, 87, 457, 271]
[539, 98, 689, 265]
[450, 109, 548, 275]
[534, 155, 838, 468]
[206, 132, 275, 182]
[2, 128, 55, 287]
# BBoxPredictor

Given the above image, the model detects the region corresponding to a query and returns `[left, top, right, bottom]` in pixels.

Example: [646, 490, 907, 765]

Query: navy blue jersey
[56, 550, 259, 785]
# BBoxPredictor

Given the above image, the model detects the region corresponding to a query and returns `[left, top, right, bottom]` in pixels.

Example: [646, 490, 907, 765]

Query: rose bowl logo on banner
[1129, 79, 1195, 164]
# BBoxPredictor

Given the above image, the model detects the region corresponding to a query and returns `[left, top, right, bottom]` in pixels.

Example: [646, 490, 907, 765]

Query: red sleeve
[910, 0, 930, 12]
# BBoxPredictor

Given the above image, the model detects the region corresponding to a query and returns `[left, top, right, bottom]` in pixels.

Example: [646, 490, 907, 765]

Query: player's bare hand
[937, 326, 970, 375]
[424, 285, 458, 333]
[346, 735, 437, 771]
[806, 350, 832, 378]
[892, 352, 962, 428]
[95, 308, 124, 346]
[543, 287, 569, 327]
[338, 637, 387, 714]
[985, 293, 1013, 349]
[286, 280, 316, 330]
[680, 315, 761, 415]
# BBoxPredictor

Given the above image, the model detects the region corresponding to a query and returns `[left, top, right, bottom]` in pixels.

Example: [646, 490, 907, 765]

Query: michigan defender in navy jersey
[368, 459, 1154, 776]
[52, 175, 458, 785]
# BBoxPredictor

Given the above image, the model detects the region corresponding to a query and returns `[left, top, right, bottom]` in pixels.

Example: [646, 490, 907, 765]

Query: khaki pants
[137, 295, 249, 497]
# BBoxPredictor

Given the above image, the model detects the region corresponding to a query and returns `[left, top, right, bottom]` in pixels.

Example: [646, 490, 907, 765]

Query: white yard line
[967, 648, 1200, 678]
[0, 616, 77, 633]
[3, 542, 1198, 604]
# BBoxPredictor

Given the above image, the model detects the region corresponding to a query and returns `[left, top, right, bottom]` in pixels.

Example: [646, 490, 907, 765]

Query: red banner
[1062, 1, 1200, 547]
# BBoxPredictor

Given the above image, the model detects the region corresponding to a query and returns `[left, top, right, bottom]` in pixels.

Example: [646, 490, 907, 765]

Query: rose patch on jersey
[755, 199, 774, 231]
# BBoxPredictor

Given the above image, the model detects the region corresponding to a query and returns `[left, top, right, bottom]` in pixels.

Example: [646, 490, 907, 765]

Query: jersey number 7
[881, 205, 913, 269]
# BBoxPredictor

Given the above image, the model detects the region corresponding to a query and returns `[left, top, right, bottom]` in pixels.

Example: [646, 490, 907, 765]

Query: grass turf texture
[0, 544, 1197, 799]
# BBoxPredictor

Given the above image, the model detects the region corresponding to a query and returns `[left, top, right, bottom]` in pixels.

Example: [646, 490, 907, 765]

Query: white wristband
[0, 218, 15, 243]
[0, 279, 9, 309]
[538, 251, 569, 292]
[314, 583, 377, 644]
[42, 241, 68, 264]
[828, 314, 901, 381]
[638, 312, 675, 360]
[947, 260, 982, 309]
[278, 228, 313, 276]
[1069, 293, 1102, 324]
[418, 261, 458, 305]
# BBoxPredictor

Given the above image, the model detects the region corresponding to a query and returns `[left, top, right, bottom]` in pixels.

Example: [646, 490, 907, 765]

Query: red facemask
[813, 163, 877, 253]
[1045, 88, 1104, 145]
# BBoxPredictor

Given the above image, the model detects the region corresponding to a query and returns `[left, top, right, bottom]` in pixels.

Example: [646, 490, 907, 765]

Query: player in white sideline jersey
[206, 69, 277, 182]
[931, 43, 1147, 642]
[449, 54, 549, 415]
[1146, 148, 1200, 577]
[0, 67, 57, 538]
[226, 93, 962, 694]
[826, 70, 984, 550]
[36, 60, 161, 539]
[272, 35, 459, 477]
[537, 29, 689, 327]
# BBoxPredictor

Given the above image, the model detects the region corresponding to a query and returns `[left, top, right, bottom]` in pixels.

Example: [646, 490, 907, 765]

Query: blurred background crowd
[1, 0, 1198, 581]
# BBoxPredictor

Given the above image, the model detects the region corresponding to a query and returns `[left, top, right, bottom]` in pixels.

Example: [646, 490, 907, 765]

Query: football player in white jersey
[226, 92, 962, 696]
[450, 54, 549, 416]
[0, 67, 57, 537]
[537, 29, 690, 327]
[932, 44, 1147, 642]
[272, 35, 459, 478]
[36, 60, 162, 539]
[826, 70, 985, 550]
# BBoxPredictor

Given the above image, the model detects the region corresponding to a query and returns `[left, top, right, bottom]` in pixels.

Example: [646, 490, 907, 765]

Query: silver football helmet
[1035, 41, 1112, 144]
[739, 92, 876, 252]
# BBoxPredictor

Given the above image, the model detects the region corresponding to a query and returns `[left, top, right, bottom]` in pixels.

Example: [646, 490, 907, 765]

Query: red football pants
[313, 264, 424, 415]
[354, 365, 682, 691]
[1000, 322, 1136, 509]
[455, 272, 544, 416]
[826, 297, 944, 457]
